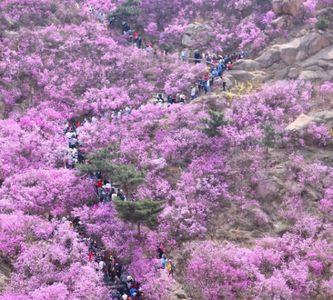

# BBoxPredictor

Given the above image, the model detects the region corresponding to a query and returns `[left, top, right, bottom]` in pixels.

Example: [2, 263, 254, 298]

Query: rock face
[233, 59, 260, 71]
[182, 23, 212, 48]
[255, 31, 333, 81]
[272, 0, 305, 18]
[0, 259, 11, 292]
[285, 110, 333, 132]
[271, 15, 294, 30]
[285, 114, 315, 131]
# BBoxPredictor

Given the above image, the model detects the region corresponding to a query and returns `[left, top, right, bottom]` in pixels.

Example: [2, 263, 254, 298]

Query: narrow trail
[64, 122, 142, 300]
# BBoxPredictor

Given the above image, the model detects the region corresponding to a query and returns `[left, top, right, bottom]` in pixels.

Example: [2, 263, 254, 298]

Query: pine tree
[114, 200, 163, 237]
[202, 109, 228, 137]
[78, 146, 145, 198]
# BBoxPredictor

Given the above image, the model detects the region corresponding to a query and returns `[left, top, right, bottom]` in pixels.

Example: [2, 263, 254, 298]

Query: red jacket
[96, 179, 103, 188]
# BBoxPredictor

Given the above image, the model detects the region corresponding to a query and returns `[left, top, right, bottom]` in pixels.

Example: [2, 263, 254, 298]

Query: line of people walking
[64, 120, 142, 300]
[63, 118, 179, 299]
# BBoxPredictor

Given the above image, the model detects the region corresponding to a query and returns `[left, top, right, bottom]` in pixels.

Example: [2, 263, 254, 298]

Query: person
[66, 153, 74, 169]
[167, 95, 174, 105]
[222, 81, 227, 92]
[78, 150, 85, 163]
[112, 189, 118, 201]
[114, 262, 122, 278]
[157, 244, 164, 258]
[191, 86, 197, 100]
[128, 29, 133, 43]
[205, 52, 212, 65]
[156, 93, 164, 103]
[126, 275, 134, 289]
[130, 287, 137, 298]
[125, 106, 132, 115]
[166, 259, 175, 277]
[99, 260, 106, 272]
[133, 31, 139, 42]
[122, 22, 130, 34]
[136, 34, 142, 48]
[194, 50, 202, 64]
[179, 94, 186, 103]
[161, 254, 167, 269]
[88, 251, 95, 262]
[117, 189, 126, 201]
[109, 15, 115, 26]
[180, 49, 188, 61]
[69, 135, 77, 149]
[211, 68, 218, 78]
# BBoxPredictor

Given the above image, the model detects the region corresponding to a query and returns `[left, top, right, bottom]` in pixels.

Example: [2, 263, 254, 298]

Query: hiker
[161, 254, 167, 269]
[114, 262, 122, 278]
[112, 189, 119, 201]
[133, 31, 139, 42]
[180, 49, 188, 61]
[136, 34, 142, 48]
[194, 50, 202, 64]
[157, 244, 164, 258]
[205, 52, 212, 65]
[128, 29, 133, 43]
[156, 93, 164, 103]
[227, 61, 233, 70]
[222, 81, 227, 92]
[179, 94, 186, 103]
[117, 189, 126, 201]
[122, 22, 130, 34]
[99, 260, 106, 272]
[109, 15, 115, 26]
[191, 86, 197, 100]
[166, 259, 175, 277]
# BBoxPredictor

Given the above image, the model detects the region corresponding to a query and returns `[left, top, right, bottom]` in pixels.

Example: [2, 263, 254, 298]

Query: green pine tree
[77, 146, 145, 198]
[202, 109, 228, 137]
[114, 200, 164, 237]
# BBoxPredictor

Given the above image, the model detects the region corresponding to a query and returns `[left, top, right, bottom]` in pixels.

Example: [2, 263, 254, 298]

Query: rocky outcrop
[271, 15, 294, 30]
[297, 45, 333, 81]
[233, 59, 260, 71]
[0, 258, 11, 292]
[182, 23, 212, 49]
[255, 31, 333, 81]
[272, 0, 305, 18]
[285, 114, 316, 131]
[286, 110, 333, 132]
[226, 69, 268, 84]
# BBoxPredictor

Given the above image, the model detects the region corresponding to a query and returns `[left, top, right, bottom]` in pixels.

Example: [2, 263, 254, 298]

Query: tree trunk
[137, 223, 141, 238]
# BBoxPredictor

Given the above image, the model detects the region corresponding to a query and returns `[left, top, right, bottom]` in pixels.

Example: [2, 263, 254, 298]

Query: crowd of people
[87, 3, 253, 104]
[153, 49, 248, 106]
[64, 120, 144, 299]
[63, 119, 178, 299]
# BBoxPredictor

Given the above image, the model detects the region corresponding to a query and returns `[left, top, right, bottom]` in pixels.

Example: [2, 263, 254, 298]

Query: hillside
[0, 1, 333, 299]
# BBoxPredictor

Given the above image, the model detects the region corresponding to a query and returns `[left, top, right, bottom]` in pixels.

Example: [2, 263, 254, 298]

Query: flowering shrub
[0, 0, 333, 298]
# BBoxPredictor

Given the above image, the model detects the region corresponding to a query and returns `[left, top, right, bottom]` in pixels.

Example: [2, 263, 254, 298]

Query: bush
[316, 19, 329, 30]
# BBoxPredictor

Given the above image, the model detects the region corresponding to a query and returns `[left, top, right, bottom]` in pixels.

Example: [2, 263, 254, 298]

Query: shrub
[316, 19, 329, 30]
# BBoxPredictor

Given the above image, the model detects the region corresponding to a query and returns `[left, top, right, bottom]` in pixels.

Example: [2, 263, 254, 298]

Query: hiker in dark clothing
[194, 50, 202, 64]
[222, 81, 227, 92]
[167, 95, 174, 105]
[136, 34, 142, 48]
[157, 244, 164, 258]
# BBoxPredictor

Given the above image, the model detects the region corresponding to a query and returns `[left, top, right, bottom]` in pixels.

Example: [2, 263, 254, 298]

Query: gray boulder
[181, 23, 212, 48]
[232, 59, 260, 71]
